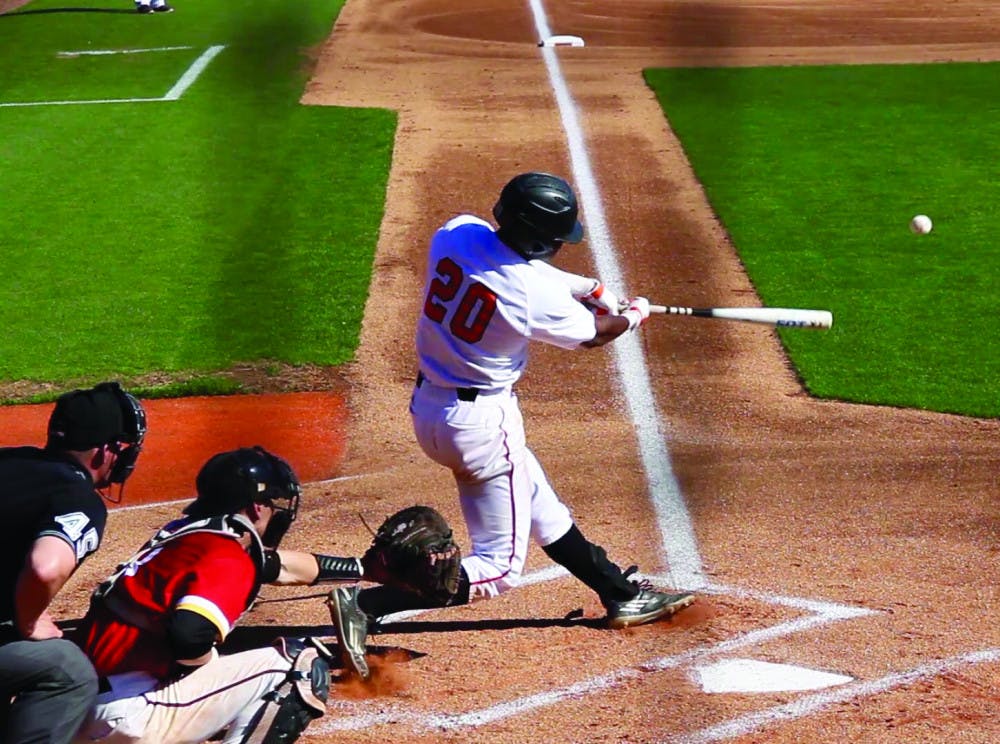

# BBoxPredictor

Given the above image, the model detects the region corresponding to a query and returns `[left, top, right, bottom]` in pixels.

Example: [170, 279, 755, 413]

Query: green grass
[644, 63, 1000, 418]
[0, 0, 396, 395]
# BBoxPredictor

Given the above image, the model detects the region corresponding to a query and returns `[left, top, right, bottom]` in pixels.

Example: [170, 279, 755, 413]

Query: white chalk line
[163, 45, 225, 100]
[0, 97, 165, 108]
[309, 573, 875, 735]
[528, 1, 704, 594]
[314, 601, 998, 737]
[701, 582, 876, 620]
[57, 45, 193, 57]
[0, 45, 225, 108]
[310, 600, 867, 734]
[675, 647, 1000, 744]
[108, 468, 394, 514]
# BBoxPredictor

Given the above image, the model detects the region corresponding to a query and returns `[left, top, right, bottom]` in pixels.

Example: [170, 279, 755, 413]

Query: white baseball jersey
[415, 215, 597, 391]
[411, 214, 596, 600]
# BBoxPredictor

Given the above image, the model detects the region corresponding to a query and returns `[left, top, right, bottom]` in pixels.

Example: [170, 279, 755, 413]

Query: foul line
[526, 0, 705, 590]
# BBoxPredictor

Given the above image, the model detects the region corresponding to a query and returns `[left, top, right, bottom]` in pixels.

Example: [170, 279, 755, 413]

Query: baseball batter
[330, 172, 694, 678]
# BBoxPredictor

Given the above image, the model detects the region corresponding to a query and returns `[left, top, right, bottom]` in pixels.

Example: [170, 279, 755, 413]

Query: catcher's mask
[47, 381, 148, 497]
[492, 172, 584, 261]
[187, 446, 301, 548]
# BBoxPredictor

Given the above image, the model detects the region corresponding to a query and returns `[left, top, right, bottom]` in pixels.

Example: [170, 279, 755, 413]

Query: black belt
[98, 676, 112, 694]
[416, 371, 479, 401]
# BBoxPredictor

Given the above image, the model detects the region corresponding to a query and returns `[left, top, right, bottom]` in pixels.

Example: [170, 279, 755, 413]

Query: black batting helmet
[492, 172, 584, 260]
[187, 446, 301, 548]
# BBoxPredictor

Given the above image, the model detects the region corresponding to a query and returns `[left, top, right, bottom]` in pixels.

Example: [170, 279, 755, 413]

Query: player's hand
[23, 612, 63, 640]
[580, 281, 621, 316]
[623, 297, 651, 331]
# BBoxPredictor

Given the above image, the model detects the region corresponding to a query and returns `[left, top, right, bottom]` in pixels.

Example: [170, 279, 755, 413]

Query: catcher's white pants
[410, 381, 573, 600]
[73, 647, 297, 744]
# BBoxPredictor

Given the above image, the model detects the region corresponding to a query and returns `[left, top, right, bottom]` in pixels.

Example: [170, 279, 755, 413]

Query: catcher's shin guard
[241, 638, 329, 744]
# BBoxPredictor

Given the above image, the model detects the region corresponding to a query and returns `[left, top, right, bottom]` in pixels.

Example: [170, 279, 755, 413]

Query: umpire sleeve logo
[54, 511, 101, 560]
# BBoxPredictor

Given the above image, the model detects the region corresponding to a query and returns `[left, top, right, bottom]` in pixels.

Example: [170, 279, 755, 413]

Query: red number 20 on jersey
[423, 257, 498, 344]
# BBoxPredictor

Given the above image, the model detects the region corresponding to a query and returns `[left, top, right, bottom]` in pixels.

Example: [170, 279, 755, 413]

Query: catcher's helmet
[186, 446, 301, 548]
[492, 172, 584, 260]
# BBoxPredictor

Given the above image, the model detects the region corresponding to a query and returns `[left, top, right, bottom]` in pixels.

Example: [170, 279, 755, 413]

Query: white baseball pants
[73, 646, 298, 744]
[410, 381, 573, 599]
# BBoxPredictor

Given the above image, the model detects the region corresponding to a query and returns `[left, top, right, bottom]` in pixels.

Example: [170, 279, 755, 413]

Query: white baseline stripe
[526, 0, 705, 591]
[0, 97, 163, 108]
[58, 45, 193, 57]
[676, 647, 1000, 743]
[163, 44, 226, 100]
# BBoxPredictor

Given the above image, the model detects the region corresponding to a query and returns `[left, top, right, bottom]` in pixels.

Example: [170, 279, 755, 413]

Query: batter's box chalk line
[308, 576, 883, 736]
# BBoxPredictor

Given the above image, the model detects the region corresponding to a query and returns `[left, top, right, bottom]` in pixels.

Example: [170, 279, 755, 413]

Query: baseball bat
[648, 304, 833, 329]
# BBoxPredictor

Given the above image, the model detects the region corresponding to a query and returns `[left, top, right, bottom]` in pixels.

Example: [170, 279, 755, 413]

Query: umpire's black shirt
[0, 446, 107, 629]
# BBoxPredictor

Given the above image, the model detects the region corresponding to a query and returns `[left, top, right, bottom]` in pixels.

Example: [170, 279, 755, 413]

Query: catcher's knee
[239, 638, 329, 744]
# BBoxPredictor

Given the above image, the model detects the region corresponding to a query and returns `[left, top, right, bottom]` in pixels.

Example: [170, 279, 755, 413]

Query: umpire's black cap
[47, 382, 134, 450]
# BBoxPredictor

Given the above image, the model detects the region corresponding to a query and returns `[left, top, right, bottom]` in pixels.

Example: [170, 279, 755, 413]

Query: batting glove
[578, 280, 621, 316]
[622, 297, 651, 331]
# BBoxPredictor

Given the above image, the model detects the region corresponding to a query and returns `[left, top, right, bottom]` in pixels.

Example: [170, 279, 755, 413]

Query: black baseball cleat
[605, 588, 695, 629]
[328, 585, 371, 680]
[152, 2, 174, 11]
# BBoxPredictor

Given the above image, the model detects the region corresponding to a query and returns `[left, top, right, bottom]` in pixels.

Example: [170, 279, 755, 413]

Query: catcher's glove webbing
[361, 505, 462, 604]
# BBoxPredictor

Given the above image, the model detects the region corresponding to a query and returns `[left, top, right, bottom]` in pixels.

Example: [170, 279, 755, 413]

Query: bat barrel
[648, 305, 833, 329]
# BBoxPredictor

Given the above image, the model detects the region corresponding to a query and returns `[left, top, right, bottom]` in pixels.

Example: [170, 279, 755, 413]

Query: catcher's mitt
[361, 505, 462, 604]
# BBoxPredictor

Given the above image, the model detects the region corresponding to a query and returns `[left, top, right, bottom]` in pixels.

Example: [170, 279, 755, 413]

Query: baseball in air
[909, 214, 933, 235]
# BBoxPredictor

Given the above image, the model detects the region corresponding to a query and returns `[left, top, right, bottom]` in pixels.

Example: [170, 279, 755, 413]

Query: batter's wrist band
[623, 309, 643, 331]
[312, 554, 363, 584]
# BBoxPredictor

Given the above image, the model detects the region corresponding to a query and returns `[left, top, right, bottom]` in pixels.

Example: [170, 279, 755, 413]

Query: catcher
[71, 446, 413, 743]
[71, 445, 460, 739]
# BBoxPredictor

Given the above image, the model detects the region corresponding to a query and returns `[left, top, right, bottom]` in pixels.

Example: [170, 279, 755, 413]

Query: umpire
[0, 381, 146, 744]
